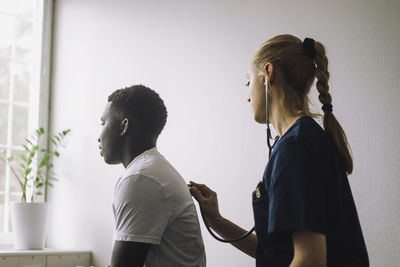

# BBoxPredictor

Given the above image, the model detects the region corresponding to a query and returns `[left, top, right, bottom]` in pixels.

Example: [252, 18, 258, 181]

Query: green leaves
[19, 154, 27, 161]
[5, 127, 71, 203]
[39, 153, 51, 168]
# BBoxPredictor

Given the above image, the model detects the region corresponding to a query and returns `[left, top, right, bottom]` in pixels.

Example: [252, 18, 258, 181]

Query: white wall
[47, 0, 400, 266]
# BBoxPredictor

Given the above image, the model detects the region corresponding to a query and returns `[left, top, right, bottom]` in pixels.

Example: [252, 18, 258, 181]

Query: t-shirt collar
[125, 146, 158, 170]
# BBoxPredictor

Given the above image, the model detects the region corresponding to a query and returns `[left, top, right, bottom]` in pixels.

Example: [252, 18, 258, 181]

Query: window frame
[0, 0, 53, 246]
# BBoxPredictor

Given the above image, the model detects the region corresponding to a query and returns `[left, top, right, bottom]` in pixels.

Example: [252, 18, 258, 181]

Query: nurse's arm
[290, 230, 327, 267]
[111, 240, 150, 267]
[210, 216, 258, 258]
[190, 181, 257, 258]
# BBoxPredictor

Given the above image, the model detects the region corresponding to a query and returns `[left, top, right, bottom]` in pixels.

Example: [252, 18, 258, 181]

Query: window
[0, 0, 52, 244]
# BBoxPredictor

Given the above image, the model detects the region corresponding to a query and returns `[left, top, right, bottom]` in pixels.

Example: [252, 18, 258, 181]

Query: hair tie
[322, 103, 333, 112]
[303, 38, 316, 59]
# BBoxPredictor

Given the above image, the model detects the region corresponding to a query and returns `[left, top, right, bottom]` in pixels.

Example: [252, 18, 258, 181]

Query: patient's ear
[120, 118, 129, 136]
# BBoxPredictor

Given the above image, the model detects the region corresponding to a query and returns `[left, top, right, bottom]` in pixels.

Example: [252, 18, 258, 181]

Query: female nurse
[190, 34, 369, 267]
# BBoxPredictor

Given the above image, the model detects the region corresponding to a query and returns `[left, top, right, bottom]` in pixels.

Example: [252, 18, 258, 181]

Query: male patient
[98, 85, 206, 267]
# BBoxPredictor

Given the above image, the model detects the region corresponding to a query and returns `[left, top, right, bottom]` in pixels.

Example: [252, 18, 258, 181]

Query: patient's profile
[98, 84, 206, 267]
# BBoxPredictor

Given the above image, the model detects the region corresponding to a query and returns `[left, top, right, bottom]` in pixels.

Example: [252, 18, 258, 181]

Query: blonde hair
[252, 34, 353, 174]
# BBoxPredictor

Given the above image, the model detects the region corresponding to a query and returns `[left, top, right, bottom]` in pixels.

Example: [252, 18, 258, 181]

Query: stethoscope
[197, 77, 279, 243]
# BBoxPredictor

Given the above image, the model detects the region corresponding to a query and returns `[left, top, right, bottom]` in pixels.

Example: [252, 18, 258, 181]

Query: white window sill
[0, 249, 92, 267]
[0, 248, 91, 256]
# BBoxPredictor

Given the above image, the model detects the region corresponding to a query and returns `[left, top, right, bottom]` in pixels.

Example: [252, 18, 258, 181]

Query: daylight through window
[0, 0, 49, 239]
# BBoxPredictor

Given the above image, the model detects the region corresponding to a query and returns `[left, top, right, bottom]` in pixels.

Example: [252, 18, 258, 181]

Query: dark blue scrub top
[252, 116, 369, 267]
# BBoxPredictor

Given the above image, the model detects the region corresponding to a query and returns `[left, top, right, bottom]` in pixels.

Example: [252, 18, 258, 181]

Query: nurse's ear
[264, 63, 275, 84]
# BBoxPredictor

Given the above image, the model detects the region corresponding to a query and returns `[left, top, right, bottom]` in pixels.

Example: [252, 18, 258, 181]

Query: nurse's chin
[253, 113, 267, 124]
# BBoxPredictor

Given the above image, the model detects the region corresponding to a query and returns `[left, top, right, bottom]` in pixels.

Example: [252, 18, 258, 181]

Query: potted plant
[0, 127, 70, 250]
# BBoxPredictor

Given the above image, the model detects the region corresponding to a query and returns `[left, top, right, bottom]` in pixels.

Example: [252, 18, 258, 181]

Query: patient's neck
[122, 139, 156, 168]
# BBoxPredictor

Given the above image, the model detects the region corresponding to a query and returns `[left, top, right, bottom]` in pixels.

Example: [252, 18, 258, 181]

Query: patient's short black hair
[108, 84, 167, 137]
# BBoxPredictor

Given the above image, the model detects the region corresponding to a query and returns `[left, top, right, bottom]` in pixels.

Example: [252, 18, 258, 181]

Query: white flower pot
[10, 202, 49, 250]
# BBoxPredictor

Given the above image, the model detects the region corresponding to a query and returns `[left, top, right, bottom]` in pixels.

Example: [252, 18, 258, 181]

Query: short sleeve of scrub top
[267, 136, 327, 235]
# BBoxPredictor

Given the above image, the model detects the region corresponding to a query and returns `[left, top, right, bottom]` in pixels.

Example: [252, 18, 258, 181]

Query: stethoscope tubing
[200, 80, 278, 243]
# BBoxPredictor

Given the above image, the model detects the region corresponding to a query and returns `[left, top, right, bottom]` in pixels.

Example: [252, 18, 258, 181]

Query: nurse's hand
[189, 181, 223, 228]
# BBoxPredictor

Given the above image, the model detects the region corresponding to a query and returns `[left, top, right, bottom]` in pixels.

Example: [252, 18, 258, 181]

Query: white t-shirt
[113, 147, 206, 267]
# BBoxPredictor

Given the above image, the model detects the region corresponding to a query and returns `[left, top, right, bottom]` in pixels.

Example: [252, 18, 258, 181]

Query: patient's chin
[104, 156, 120, 165]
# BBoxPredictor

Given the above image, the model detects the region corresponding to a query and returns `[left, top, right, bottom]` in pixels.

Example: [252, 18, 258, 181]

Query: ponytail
[314, 41, 353, 174]
[253, 35, 353, 174]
